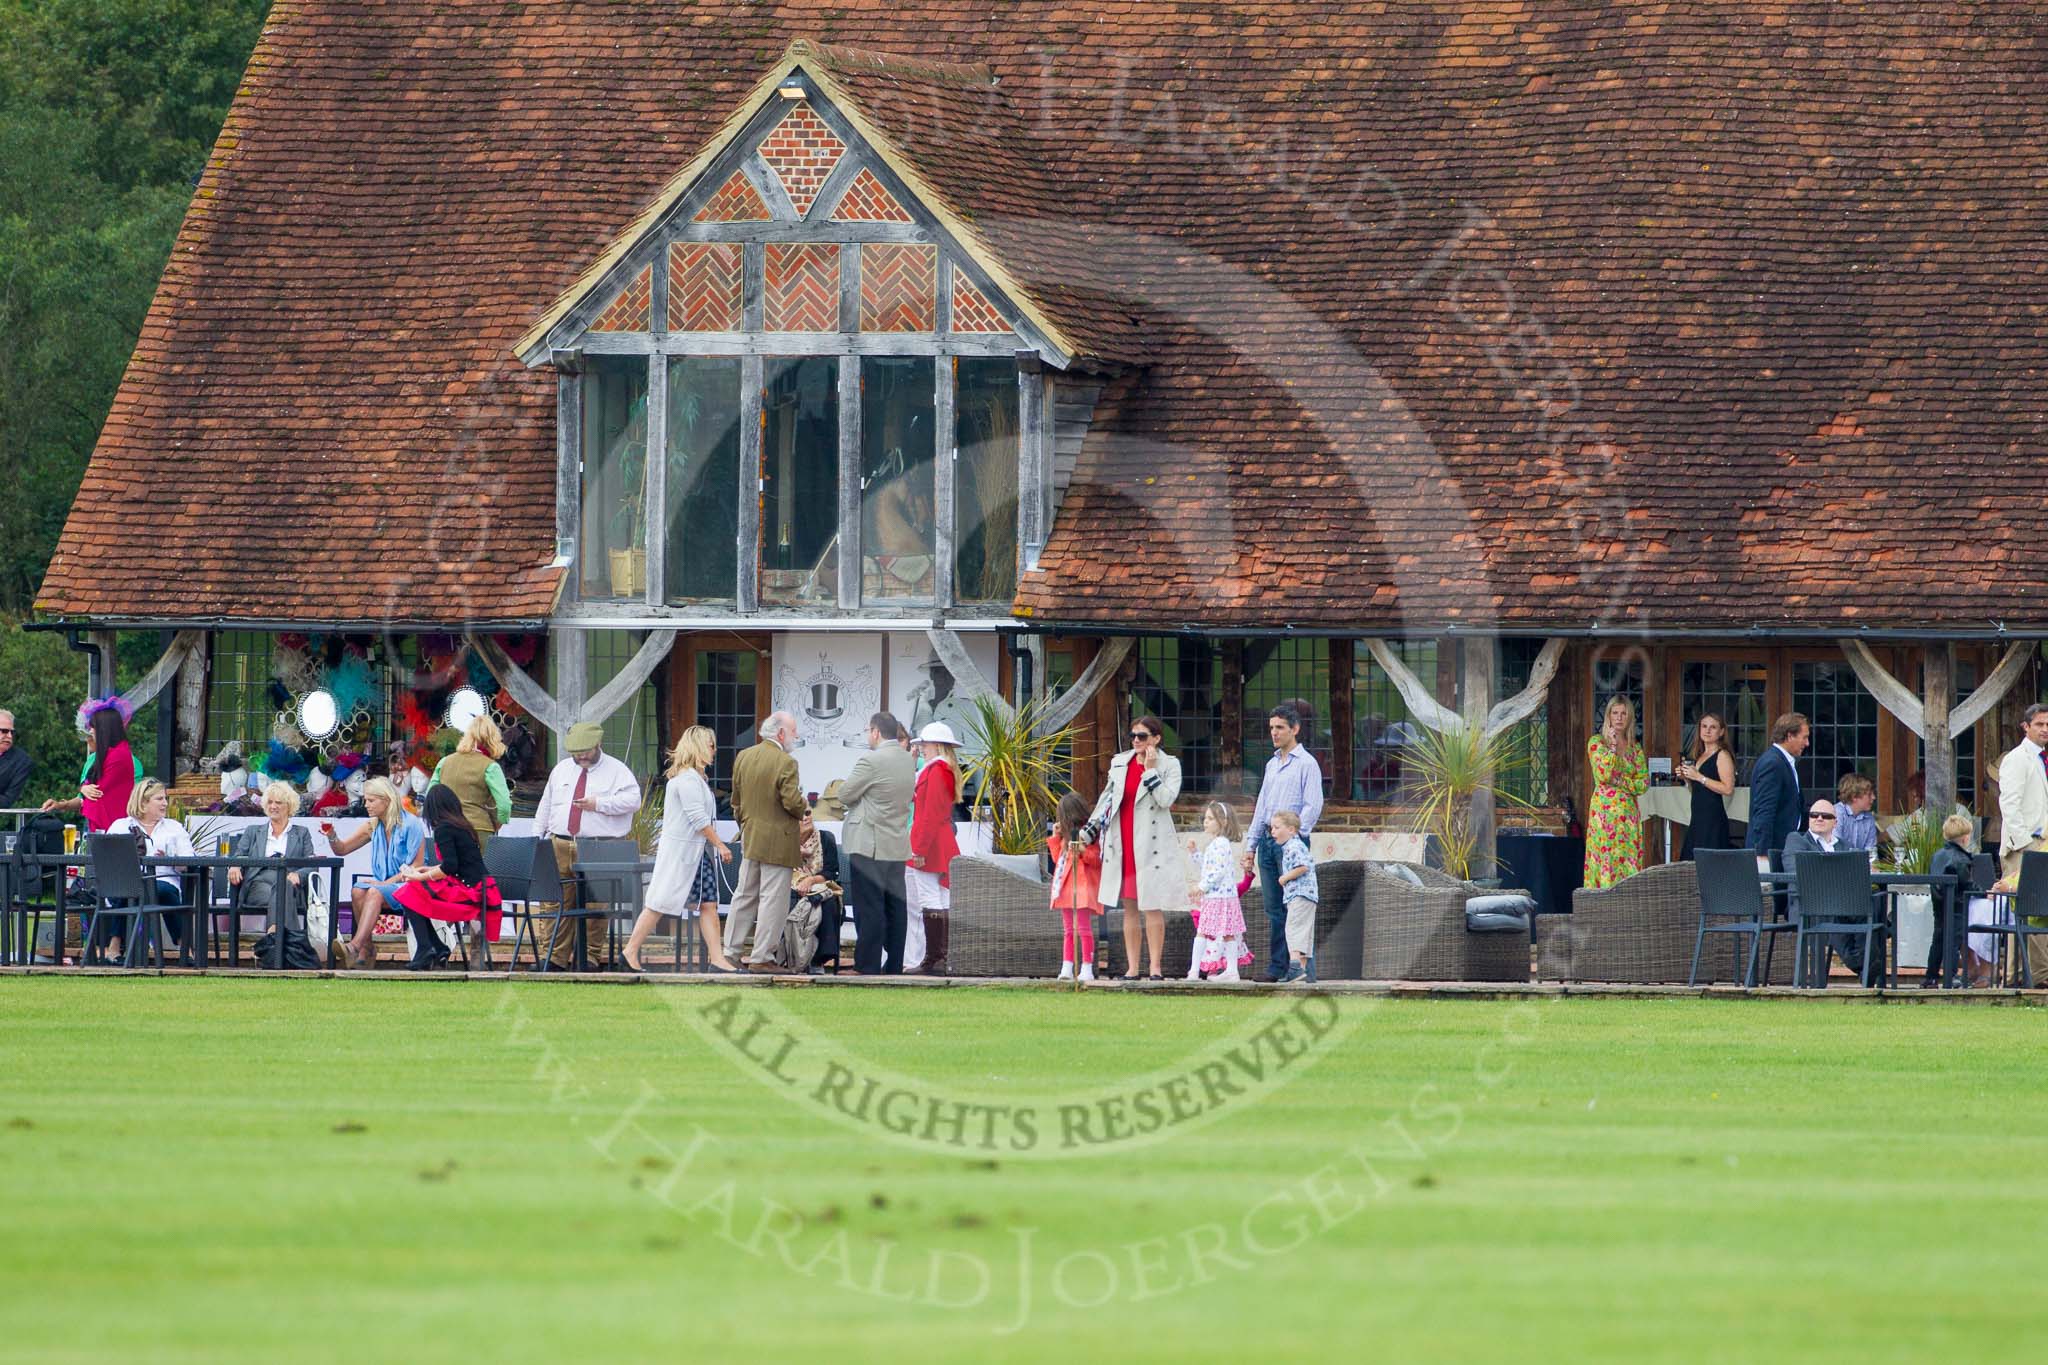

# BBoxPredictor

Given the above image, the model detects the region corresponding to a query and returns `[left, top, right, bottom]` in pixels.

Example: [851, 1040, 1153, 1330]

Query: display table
[1637, 785, 1751, 825]
[1493, 831, 1584, 923]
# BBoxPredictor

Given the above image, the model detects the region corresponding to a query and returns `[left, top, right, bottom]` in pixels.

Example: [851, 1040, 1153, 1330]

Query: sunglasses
[1808, 811, 1836, 821]
[1129, 731, 1155, 741]
[0, 728, 13, 735]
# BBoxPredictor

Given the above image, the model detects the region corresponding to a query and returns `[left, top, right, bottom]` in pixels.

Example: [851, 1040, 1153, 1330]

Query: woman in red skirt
[390, 784, 500, 970]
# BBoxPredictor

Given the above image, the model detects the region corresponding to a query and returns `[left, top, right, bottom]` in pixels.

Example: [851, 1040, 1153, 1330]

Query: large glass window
[860, 357, 936, 601]
[954, 358, 1019, 603]
[1793, 660, 1878, 793]
[1496, 638, 1551, 806]
[665, 357, 742, 603]
[1353, 639, 1437, 800]
[759, 356, 840, 607]
[1243, 639, 1332, 791]
[579, 356, 649, 600]
[204, 630, 277, 750]
[1591, 652, 1648, 740]
[1133, 638, 1224, 794]
[1680, 660, 1770, 774]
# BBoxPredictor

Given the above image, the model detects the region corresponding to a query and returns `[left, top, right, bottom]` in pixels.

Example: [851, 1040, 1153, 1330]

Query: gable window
[861, 357, 936, 601]
[580, 356, 648, 600]
[665, 357, 742, 603]
[954, 357, 1019, 603]
[760, 355, 840, 607]
[534, 79, 1055, 617]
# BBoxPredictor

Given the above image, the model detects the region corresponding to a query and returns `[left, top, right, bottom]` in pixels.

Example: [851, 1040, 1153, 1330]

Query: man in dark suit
[1745, 711, 1811, 855]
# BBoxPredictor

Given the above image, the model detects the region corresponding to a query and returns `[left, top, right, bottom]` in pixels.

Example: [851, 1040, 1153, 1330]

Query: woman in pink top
[79, 704, 137, 834]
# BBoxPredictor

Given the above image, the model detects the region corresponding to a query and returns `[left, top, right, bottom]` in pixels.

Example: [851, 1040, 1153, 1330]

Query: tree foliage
[0, 0, 270, 609]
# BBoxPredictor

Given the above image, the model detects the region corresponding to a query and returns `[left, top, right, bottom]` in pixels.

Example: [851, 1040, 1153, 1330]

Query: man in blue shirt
[1244, 703, 1324, 981]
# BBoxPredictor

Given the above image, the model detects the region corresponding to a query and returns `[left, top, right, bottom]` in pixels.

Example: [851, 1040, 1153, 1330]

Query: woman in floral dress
[1584, 696, 1648, 889]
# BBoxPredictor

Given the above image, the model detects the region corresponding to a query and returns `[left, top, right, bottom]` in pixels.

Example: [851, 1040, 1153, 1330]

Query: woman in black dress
[1678, 712, 1737, 858]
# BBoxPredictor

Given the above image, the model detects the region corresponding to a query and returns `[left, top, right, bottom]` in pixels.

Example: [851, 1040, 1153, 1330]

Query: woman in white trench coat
[1087, 715, 1189, 980]
[625, 725, 737, 973]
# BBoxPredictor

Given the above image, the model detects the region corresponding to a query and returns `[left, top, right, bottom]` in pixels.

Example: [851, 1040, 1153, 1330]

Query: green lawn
[1, 978, 2044, 1362]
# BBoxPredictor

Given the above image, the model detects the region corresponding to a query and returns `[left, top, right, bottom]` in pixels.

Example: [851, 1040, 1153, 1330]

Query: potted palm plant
[1400, 721, 1535, 882]
[958, 694, 1076, 856]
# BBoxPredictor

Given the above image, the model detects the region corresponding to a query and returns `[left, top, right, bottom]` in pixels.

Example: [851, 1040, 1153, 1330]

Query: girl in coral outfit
[1048, 792, 1102, 980]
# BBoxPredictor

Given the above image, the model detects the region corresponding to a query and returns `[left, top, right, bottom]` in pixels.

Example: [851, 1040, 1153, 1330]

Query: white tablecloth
[1638, 786, 1751, 825]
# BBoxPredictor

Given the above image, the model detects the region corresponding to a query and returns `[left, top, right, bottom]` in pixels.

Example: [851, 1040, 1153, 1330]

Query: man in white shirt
[1996, 704, 2048, 983]
[533, 720, 643, 970]
[1996, 704, 2048, 880]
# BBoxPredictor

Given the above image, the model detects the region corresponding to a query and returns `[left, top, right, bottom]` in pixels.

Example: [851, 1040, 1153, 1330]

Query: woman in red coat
[906, 722, 962, 973]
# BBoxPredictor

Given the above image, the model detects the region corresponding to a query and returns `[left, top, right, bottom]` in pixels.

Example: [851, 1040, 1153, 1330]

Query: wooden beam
[837, 354, 862, 608]
[1363, 637, 1460, 734]
[1951, 641, 2032, 736]
[737, 353, 763, 612]
[934, 354, 957, 607]
[576, 331, 1030, 358]
[1925, 643, 1956, 815]
[581, 631, 678, 727]
[1462, 637, 1497, 871]
[1482, 637, 1564, 738]
[174, 637, 209, 774]
[109, 630, 205, 715]
[1036, 636, 1134, 737]
[677, 220, 938, 245]
[643, 351, 668, 610]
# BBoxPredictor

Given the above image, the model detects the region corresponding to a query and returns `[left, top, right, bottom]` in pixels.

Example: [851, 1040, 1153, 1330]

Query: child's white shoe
[1057, 961, 1075, 980]
[1079, 963, 1095, 981]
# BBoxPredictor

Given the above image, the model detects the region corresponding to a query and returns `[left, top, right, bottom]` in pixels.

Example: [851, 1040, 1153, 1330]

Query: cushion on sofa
[1464, 892, 1536, 934]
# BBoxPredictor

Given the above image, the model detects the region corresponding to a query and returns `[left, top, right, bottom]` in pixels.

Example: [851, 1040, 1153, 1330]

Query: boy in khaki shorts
[1271, 810, 1318, 984]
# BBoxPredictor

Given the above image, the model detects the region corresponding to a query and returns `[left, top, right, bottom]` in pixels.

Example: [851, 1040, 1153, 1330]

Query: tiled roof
[39, 1, 2048, 633]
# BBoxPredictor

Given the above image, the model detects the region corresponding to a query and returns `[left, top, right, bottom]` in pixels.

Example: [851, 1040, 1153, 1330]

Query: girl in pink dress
[1190, 801, 1254, 981]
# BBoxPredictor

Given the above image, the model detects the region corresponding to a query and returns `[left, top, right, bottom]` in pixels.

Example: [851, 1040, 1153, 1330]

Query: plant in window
[603, 393, 651, 596]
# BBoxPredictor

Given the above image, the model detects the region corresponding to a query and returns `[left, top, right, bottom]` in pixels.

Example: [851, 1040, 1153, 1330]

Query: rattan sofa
[946, 855, 1068, 977]
[1358, 862, 1531, 982]
[1534, 860, 1795, 985]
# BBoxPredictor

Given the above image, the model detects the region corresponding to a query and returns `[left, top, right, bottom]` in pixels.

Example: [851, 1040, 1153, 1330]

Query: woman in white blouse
[108, 778, 198, 965]
[624, 726, 736, 973]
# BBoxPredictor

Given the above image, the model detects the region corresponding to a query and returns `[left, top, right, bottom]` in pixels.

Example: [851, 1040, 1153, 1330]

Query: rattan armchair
[947, 855, 1068, 977]
[1359, 862, 1531, 982]
[1536, 859, 1795, 985]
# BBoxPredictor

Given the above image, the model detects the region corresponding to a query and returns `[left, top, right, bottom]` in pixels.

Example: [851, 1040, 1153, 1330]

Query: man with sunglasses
[0, 711, 31, 810]
[1784, 799, 1882, 980]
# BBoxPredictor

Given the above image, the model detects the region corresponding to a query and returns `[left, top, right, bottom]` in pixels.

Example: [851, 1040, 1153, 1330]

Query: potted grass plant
[958, 694, 1076, 856]
[1399, 721, 1535, 882]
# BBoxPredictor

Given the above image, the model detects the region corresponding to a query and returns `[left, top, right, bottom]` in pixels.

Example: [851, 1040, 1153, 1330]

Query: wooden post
[1462, 637, 1497, 876]
[175, 636, 209, 774]
[1329, 642, 1355, 804]
[1219, 640, 1247, 796]
[1924, 643, 1955, 815]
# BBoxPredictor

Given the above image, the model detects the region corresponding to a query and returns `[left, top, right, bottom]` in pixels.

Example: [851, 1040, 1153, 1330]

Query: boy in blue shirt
[1271, 810, 1318, 983]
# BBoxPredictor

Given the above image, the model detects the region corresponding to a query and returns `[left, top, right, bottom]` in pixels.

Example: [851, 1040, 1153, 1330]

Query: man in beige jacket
[838, 711, 916, 973]
[1996, 704, 2048, 980]
[725, 711, 809, 970]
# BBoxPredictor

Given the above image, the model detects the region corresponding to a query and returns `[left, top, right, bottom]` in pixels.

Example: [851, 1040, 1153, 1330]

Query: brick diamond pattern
[765, 243, 839, 331]
[590, 264, 651, 332]
[759, 103, 844, 218]
[667, 242, 742, 332]
[950, 274, 1009, 334]
[830, 166, 913, 222]
[693, 169, 769, 222]
[859, 243, 936, 332]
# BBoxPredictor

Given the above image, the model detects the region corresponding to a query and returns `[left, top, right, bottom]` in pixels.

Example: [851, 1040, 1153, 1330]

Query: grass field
[2, 977, 2045, 1362]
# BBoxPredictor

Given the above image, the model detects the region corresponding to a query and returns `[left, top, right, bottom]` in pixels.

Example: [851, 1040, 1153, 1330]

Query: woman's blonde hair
[263, 781, 301, 817]
[361, 776, 404, 834]
[667, 725, 716, 778]
[128, 778, 166, 822]
[924, 740, 962, 791]
[457, 714, 506, 759]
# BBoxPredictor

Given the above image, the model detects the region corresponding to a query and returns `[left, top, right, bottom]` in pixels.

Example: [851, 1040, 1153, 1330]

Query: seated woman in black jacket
[389, 785, 499, 971]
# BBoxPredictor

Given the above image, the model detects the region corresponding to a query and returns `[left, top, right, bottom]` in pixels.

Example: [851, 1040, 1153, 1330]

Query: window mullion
[644, 352, 667, 608]
[934, 354, 956, 608]
[837, 353, 861, 609]
[738, 353, 762, 612]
